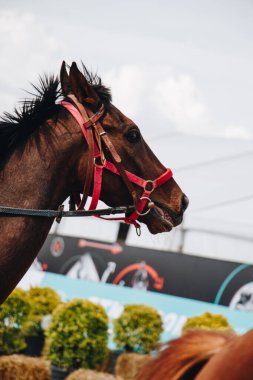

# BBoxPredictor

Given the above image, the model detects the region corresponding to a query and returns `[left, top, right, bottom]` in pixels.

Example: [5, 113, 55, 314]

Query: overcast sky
[0, 0, 253, 140]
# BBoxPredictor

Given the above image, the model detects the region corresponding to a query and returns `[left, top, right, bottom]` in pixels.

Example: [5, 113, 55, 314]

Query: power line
[191, 194, 253, 212]
[183, 226, 253, 243]
[176, 150, 253, 172]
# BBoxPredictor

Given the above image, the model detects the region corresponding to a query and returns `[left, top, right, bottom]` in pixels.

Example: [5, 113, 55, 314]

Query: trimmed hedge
[0, 288, 30, 354]
[113, 305, 163, 353]
[182, 312, 233, 333]
[45, 299, 109, 371]
[23, 287, 61, 337]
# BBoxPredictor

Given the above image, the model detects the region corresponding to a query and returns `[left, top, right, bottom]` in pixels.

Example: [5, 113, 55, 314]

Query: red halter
[60, 97, 173, 235]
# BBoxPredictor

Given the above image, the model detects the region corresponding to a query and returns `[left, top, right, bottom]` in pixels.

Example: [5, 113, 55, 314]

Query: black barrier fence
[37, 234, 253, 312]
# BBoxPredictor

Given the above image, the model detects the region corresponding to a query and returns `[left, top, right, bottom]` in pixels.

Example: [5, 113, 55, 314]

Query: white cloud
[104, 64, 212, 137]
[104, 63, 252, 140]
[0, 9, 251, 143]
[0, 10, 60, 63]
[104, 65, 145, 118]
[0, 10, 62, 112]
[153, 72, 210, 132]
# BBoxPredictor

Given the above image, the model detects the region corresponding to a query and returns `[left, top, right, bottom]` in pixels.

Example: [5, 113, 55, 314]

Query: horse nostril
[181, 194, 189, 211]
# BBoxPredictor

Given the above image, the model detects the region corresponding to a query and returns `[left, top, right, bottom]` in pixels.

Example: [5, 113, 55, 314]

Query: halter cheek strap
[60, 97, 173, 234]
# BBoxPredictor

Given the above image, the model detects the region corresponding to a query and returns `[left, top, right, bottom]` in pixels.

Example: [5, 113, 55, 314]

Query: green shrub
[45, 299, 109, 371]
[182, 312, 233, 334]
[23, 287, 61, 337]
[113, 304, 163, 354]
[0, 288, 30, 354]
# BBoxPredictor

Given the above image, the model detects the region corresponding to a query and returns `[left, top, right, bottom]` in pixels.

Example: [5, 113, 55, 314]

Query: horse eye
[125, 129, 141, 143]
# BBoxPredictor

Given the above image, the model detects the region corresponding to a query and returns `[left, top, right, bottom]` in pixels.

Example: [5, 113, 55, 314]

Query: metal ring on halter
[144, 180, 155, 193]
[136, 197, 153, 216]
[94, 157, 106, 167]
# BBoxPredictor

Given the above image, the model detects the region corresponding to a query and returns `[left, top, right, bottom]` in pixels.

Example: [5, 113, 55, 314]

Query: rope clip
[56, 205, 64, 223]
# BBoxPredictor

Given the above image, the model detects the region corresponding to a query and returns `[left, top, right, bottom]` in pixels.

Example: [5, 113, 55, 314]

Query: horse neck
[0, 115, 84, 303]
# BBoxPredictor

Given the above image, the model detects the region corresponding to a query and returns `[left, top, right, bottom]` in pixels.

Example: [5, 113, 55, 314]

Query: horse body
[0, 62, 188, 303]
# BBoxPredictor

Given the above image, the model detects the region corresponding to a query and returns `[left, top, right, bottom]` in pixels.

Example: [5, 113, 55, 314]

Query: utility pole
[177, 220, 186, 253]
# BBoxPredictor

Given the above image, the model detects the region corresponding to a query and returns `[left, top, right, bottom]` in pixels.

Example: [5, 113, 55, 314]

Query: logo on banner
[50, 236, 65, 257]
[229, 282, 253, 312]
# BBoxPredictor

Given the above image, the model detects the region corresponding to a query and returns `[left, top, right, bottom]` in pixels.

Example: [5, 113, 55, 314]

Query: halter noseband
[60, 95, 173, 235]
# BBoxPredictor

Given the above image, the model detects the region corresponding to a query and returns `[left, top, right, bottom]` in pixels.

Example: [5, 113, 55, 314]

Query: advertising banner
[37, 234, 253, 312]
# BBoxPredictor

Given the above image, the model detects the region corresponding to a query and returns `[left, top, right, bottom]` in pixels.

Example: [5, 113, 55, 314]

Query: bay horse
[136, 329, 253, 380]
[0, 61, 188, 303]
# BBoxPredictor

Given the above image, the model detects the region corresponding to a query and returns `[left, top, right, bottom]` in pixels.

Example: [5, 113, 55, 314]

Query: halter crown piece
[60, 95, 173, 236]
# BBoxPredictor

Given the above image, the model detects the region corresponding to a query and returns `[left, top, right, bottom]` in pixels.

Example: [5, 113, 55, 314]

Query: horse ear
[69, 62, 100, 108]
[60, 61, 72, 96]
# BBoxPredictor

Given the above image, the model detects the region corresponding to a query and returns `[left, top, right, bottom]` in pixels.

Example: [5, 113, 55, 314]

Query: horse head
[60, 61, 188, 235]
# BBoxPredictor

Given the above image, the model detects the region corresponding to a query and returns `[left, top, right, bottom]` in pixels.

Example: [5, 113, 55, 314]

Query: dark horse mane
[0, 64, 111, 166]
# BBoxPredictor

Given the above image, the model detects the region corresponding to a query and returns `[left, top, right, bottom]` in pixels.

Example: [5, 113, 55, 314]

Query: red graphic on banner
[113, 263, 164, 290]
[78, 239, 122, 255]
